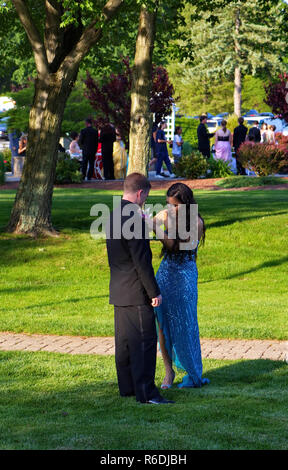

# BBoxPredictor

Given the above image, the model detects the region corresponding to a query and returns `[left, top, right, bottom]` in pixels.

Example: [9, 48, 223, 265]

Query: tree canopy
[167, 0, 288, 115]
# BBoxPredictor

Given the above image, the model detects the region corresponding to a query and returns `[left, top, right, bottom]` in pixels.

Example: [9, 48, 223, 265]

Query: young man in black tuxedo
[106, 173, 174, 405]
[197, 115, 215, 159]
[78, 118, 98, 180]
[233, 117, 248, 175]
[248, 121, 261, 143]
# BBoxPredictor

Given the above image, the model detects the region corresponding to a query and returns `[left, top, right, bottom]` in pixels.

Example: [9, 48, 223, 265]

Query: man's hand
[151, 295, 162, 307]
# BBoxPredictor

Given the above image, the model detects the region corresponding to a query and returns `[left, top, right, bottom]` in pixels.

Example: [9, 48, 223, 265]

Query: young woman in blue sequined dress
[153, 183, 210, 389]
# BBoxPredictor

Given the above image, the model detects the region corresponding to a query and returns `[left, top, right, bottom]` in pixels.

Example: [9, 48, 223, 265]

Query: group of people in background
[259, 122, 276, 144]
[8, 114, 279, 180]
[69, 118, 127, 181]
[197, 115, 279, 176]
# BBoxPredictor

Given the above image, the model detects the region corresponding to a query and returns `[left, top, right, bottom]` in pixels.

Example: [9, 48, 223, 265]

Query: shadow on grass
[0, 294, 108, 312]
[0, 352, 287, 449]
[1, 188, 288, 234]
[202, 358, 287, 386]
[205, 210, 287, 229]
[200, 255, 288, 284]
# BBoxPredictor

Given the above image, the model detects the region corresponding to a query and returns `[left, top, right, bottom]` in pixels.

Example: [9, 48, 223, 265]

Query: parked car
[206, 118, 222, 132]
[243, 109, 260, 117]
[243, 116, 262, 126]
[0, 116, 9, 140]
[214, 112, 229, 118]
[259, 112, 274, 118]
[193, 112, 215, 120]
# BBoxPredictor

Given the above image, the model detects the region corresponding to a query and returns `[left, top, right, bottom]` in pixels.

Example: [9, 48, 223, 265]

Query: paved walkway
[0, 332, 287, 361]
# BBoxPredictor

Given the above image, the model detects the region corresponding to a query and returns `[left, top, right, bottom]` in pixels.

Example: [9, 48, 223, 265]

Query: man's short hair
[200, 115, 207, 122]
[238, 117, 244, 125]
[254, 121, 259, 125]
[124, 173, 151, 194]
[85, 118, 93, 125]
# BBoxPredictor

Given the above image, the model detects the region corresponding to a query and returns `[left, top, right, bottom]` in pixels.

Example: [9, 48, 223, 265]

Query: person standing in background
[172, 126, 183, 168]
[233, 117, 248, 175]
[267, 125, 276, 144]
[214, 120, 232, 164]
[113, 128, 127, 179]
[248, 121, 261, 143]
[100, 123, 116, 180]
[8, 130, 19, 174]
[197, 115, 214, 159]
[18, 134, 27, 156]
[69, 131, 82, 170]
[78, 118, 98, 181]
[260, 123, 268, 143]
[155, 121, 176, 179]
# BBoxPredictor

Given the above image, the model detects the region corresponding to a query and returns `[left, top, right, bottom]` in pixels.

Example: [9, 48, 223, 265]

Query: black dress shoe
[146, 396, 175, 405]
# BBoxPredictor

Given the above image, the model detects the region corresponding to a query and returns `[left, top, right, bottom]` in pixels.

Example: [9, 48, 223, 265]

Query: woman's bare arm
[153, 210, 175, 250]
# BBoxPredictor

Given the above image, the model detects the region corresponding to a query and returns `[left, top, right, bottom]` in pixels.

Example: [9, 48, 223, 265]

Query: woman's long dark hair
[162, 183, 206, 259]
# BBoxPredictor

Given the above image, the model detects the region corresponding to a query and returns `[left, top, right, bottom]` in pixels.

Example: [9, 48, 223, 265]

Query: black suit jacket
[248, 126, 261, 143]
[78, 126, 98, 155]
[197, 123, 214, 152]
[100, 128, 116, 153]
[106, 199, 160, 306]
[233, 124, 248, 151]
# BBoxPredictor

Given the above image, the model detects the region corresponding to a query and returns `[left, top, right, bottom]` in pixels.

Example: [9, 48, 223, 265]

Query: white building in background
[153, 103, 176, 141]
[164, 103, 176, 141]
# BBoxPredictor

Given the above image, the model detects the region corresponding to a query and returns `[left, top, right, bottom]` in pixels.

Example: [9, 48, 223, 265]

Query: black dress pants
[114, 304, 161, 403]
[102, 147, 115, 180]
[235, 152, 246, 175]
[82, 152, 95, 179]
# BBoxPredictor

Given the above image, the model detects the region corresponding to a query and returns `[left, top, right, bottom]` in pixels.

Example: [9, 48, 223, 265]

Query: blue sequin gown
[155, 247, 210, 388]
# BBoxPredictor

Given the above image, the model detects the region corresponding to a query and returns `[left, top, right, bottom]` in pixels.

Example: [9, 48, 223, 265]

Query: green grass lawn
[0, 351, 287, 450]
[0, 188, 287, 339]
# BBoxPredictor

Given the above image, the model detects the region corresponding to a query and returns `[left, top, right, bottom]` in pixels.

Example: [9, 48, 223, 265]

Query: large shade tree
[1, 0, 124, 236]
[1, 0, 239, 236]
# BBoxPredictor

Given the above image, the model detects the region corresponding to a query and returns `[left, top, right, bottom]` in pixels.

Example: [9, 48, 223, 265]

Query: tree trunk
[234, 66, 241, 117]
[234, 7, 242, 117]
[127, 5, 157, 176]
[7, 70, 77, 235]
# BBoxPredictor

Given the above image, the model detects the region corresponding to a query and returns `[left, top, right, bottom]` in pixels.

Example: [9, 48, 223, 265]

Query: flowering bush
[275, 133, 288, 174]
[173, 151, 208, 179]
[238, 142, 288, 177]
[0, 149, 12, 172]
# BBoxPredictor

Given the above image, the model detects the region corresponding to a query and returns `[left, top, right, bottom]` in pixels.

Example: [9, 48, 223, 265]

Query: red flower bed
[238, 141, 288, 177]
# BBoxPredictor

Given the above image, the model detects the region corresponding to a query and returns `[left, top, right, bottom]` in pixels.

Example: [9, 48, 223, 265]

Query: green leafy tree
[1, 0, 125, 235]
[170, 74, 272, 116]
[169, 0, 287, 117]
[0, 0, 242, 235]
